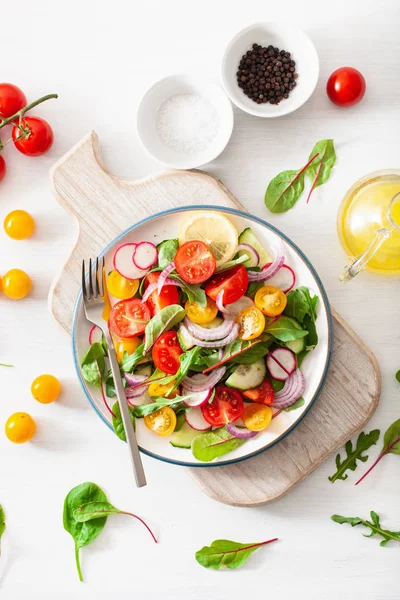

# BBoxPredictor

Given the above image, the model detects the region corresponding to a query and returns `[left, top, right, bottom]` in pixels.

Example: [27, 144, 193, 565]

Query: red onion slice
[247, 240, 285, 282]
[181, 367, 226, 392]
[184, 316, 235, 341]
[124, 373, 148, 387]
[223, 296, 254, 320]
[157, 262, 175, 293]
[179, 323, 240, 348]
[216, 290, 234, 314]
[272, 370, 305, 409]
[226, 423, 258, 439]
[237, 243, 260, 267]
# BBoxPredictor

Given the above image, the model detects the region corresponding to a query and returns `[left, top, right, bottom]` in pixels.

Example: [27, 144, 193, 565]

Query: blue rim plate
[72, 206, 332, 468]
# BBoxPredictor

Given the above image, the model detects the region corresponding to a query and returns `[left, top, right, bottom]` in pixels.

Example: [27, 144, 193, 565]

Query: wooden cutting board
[49, 131, 381, 506]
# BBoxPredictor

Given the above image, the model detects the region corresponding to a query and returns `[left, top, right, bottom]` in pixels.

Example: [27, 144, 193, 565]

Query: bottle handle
[340, 228, 390, 283]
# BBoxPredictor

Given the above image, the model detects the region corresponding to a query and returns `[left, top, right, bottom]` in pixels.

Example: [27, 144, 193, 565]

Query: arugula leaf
[191, 426, 246, 462]
[0, 505, 5, 556]
[169, 274, 207, 307]
[355, 418, 400, 485]
[265, 316, 308, 342]
[111, 402, 135, 441]
[132, 397, 185, 418]
[63, 482, 108, 581]
[328, 429, 380, 483]
[284, 397, 305, 412]
[190, 349, 222, 372]
[195, 537, 278, 570]
[157, 238, 179, 269]
[306, 139, 336, 203]
[331, 511, 400, 546]
[215, 254, 249, 273]
[0, 363, 13, 367]
[120, 343, 146, 372]
[81, 342, 106, 387]
[143, 304, 186, 353]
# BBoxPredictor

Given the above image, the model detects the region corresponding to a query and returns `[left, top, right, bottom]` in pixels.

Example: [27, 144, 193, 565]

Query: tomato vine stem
[0, 93, 58, 130]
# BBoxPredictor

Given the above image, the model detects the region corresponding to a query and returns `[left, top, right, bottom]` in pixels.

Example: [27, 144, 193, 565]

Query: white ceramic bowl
[222, 22, 319, 118]
[137, 75, 234, 169]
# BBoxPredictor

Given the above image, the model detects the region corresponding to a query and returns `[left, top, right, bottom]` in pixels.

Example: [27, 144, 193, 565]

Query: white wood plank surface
[0, 0, 399, 598]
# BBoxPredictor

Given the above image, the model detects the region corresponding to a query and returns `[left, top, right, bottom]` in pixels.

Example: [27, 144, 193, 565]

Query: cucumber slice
[225, 359, 267, 390]
[177, 324, 194, 350]
[170, 422, 200, 449]
[238, 228, 271, 268]
[284, 338, 306, 354]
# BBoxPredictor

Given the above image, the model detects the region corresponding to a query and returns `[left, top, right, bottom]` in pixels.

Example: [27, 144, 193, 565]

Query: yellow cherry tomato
[5, 412, 36, 443]
[242, 403, 272, 431]
[185, 297, 218, 324]
[114, 336, 141, 362]
[148, 380, 178, 398]
[107, 270, 139, 300]
[102, 268, 112, 321]
[31, 374, 61, 404]
[1, 269, 31, 299]
[4, 210, 35, 240]
[236, 306, 265, 340]
[254, 286, 287, 317]
[144, 406, 176, 436]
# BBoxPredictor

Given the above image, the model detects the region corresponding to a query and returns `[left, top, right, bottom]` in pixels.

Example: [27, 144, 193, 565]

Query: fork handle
[103, 330, 147, 488]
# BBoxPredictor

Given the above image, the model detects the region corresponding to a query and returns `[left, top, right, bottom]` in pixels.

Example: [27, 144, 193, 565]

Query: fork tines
[82, 257, 105, 300]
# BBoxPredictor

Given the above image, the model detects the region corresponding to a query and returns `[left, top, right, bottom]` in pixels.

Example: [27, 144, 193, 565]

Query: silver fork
[82, 257, 146, 488]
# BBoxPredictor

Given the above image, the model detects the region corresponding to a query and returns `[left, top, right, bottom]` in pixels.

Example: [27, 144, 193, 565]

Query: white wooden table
[1, 0, 399, 598]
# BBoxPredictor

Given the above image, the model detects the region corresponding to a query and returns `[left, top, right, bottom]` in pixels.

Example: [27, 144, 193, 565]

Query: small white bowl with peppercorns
[222, 22, 319, 118]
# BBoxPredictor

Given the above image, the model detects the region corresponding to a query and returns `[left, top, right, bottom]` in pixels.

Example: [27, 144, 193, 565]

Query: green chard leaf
[306, 139, 336, 203]
[195, 537, 278, 570]
[202, 338, 272, 373]
[112, 402, 135, 441]
[191, 426, 246, 462]
[63, 482, 108, 581]
[355, 418, 400, 485]
[119, 343, 146, 372]
[156, 238, 179, 269]
[328, 429, 380, 483]
[169, 274, 207, 307]
[0, 505, 5, 556]
[143, 304, 186, 353]
[81, 342, 106, 387]
[331, 511, 400, 546]
[265, 316, 308, 342]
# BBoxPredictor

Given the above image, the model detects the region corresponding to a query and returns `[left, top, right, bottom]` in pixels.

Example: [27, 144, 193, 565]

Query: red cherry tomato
[175, 240, 216, 284]
[152, 331, 183, 375]
[109, 298, 151, 338]
[144, 272, 179, 316]
[201, 385, 244, 427]
[326, 67, 366, 107]
[0, 83, 26, 118]
[12, 116, 54, 156]
[205, 265, 248, 305]
[0, 156, 6, 182]
[242, 379, 274, 406]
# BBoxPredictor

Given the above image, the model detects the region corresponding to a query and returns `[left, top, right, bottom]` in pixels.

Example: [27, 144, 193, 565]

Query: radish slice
[237, 243, 259, 267]
[89, 325, 103, 345]
[185, 408, 211, 431]
[183, 388, 212, 408]
[226, 423, 258, 439]
[262, 263, 296, 293]
[126, 390, 152, 406]
[133, 242, 158, 270]
[114, 243, 147, 281]
[266, 348, 296, 381]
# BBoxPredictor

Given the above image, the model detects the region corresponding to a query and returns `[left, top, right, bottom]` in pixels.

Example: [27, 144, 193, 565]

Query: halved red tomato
[205, 265, 248, 305]
[109, 298, 150, 338]
[152, 331, 183, 375]
[144, 272, 179, 316]
[243, 379, 274, 406]
[201, 385, 244, 427]
[175, 240, 216, 284]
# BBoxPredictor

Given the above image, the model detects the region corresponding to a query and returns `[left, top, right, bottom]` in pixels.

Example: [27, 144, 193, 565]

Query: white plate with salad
[72, 207, 332, 467]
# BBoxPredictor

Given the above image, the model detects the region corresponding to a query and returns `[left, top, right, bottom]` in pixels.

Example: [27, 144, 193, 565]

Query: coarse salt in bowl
[137, 74, 234, 169]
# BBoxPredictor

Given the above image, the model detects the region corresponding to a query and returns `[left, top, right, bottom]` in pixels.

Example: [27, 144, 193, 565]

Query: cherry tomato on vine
[4, 210, 35, 240]
[326, 67, 366, 107]
[31, 374, 61, 404]
[1, 269, 31, 299]
[12, 116, 54, 156]
[152, 331, 183, 375]
[0, 83, 26, 118]
[201, 385, 244, 427]
[5, 412, 36, 443]
[0, 156, 6, 183]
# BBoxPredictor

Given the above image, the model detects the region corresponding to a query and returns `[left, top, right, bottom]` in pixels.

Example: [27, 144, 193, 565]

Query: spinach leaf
[396, 370, 400, 383]
[120, 343, 146, 372]
[195, 537, 278, 570]
[285, 287, 318, 324]
[191, 426, 246, 462]
[169, 274, 207, 307]
[81, 342, 106, 387]
[265, 316, 308, 342]
[284, 397, 305, 412]
[328, 429, 380, 483]
[0, 505, 5, 556]
[157, 238, 179, 269]
[215, 254, 249, 273]
[143, 304, 186, 353]
[303, 314, 318, 349]
[306, 139, 336, 203]
[296, 349, 309, 367]
[331, 511, 400, 546]
[246, 281, 264, 300]
[63, 482, 108, 581]
[355, 418, 400, 485]
[111, 402, 135, 441]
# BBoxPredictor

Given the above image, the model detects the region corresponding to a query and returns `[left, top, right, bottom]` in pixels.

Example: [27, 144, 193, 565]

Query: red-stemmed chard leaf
[355, 418, 400, 485]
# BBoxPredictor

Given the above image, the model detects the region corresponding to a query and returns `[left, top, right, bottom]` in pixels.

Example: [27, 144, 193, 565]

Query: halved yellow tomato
[236, 306, 265, 340]
[242, 403, 272, 431]
[107, 270, 139, 299]
[148, 380, 178, 398]
[114, 336, 141, 362]
[254, 286, 287, 317]
[185, 297, 218, 324]
[144, 406, 176, 436]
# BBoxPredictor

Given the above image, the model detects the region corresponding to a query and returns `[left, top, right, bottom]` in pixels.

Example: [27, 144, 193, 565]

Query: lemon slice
[179, 212, 238, 266]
